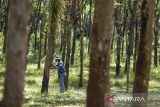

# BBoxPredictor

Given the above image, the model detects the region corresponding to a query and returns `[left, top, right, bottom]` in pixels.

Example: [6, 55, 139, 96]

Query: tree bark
[43, 33, 47, 56]
[34, 0, 42, 51]
[114, 0, 123, 76]
[41, 22, 55, 93]
[3, 0, 9, 54]
[27, 14, 34, 55]
[70, 26, 77, 65]
[116, 33, 121, 76]
[0, 1, 1, 33]
[121, 0, 128, 57]
[124, 0, 135, 74]
[2, 0, 31, 106]
[64, 0, 72, 90]
[79, 32, 83, 88]
[88, 0, 92, 54]
[133, 15, 140, 73]
[132, 0, 155, 107]
[62, 11, 67, 63]
[153, 5, 159, 67]
[64, 24, 71, 90]
[70, 0, 77, 65]
[0, 0, 1, 16]
[133, 3, 140, 73]
[60, 21, 64, 52]
[38, 17, 45, 69]
[87, 0, 114, 106]
[41, 0, 59, 93]
[111, 26, 115, 50]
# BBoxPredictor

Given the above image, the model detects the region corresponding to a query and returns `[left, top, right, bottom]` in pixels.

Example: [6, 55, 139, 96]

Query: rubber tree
[1, 0, 31, 106]
[41, 0, 61, 93]
[87, 0, 114, 106]
[132, 0, 155, 107]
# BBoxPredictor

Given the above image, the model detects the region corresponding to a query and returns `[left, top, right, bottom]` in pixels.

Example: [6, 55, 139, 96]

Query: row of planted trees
[0, 0, 92, 106]
[41, 0, 92, 92]
[0, 0, 159, 107]
[1, 0, 160, 72]
[87, 0, 156, 107]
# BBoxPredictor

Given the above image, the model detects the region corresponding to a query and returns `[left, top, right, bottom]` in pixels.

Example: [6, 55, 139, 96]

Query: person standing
[54, 57, 66, 93]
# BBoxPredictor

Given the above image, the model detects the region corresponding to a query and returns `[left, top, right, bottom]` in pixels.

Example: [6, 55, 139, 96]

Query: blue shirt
[56, 61, 65, 74]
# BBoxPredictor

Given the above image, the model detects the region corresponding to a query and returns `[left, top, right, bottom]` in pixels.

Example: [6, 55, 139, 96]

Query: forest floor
[0, 58, 160, 106]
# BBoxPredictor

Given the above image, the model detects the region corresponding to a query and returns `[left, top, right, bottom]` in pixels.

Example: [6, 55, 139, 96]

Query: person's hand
[49, 64, 53, 69]
[64, 72, 67, 76]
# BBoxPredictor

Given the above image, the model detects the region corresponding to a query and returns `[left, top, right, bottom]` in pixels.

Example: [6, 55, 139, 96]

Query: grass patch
[0, 60, 160, 106]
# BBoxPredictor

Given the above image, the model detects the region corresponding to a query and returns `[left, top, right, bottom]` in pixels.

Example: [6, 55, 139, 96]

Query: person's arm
[50, 63, 58, 69]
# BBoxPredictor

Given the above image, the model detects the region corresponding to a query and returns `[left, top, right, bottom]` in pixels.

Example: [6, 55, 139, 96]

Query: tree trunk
[2, 0, 31, 106]
[124, 0, 135, 74]
[43, 33, 47, 55]
[64, 0, 74, 90]
[70, 0, 77, 65]
[27, 14, 34, 55]
[153, 11, 159, 67]
[41, 24, 55, 93]
[133, 15, 140, 73]
[79, 33, 83, 88]
[60, 21, 64, 52]
[70, 26, 77, 65]
[41, 0, 59, 93]
[111, 26, 115, 50]
[64, 24, 71, 90]
[88, 0, 92, 54]
[38, 17, 45, 69]
[62, 11, 67, 63]
[87, 0, 114, 106]
[121, 0, 128, 57]
[133, 3, 140, 73]
[114, 1, 123, 76]
[159, 47, 160, 65]
[116, 34, 121, 76]
[34, 0, 42, 51]
[62, 38, 66, 63]
[132, 0, 155, 107]
[0, 9, 2, 32]
[0, 0, 1, 16]
[0, 1, 1, 32]
[3, 0, 9, 54]
[125, 0, 136, 92]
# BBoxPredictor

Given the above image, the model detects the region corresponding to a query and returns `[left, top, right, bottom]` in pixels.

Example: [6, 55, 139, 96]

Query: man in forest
[51, 57, 66, 93]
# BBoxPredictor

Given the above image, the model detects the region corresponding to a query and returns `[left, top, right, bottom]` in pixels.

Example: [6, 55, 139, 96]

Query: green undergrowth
[0, 58, 160, 106]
